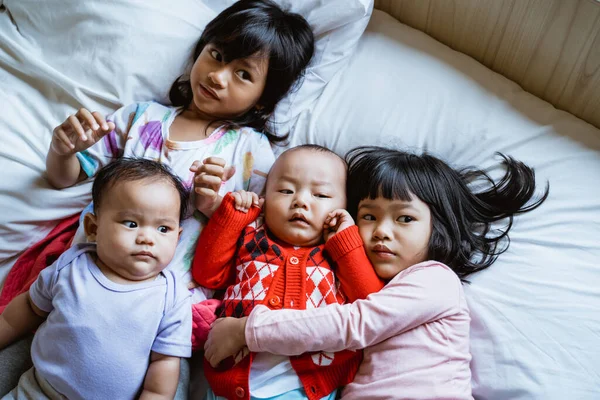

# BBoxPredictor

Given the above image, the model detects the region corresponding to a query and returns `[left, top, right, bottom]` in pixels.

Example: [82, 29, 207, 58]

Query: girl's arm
[247, 264, 462, 355]
[0, 292, 47, 350]
[139, 352, 180, 400]
[204, 263, 463, 366]
[192, 193, 261, 289]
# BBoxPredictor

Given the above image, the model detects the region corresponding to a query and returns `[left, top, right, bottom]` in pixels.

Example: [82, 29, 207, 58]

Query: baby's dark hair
[169, 0, 315, 143]
[346, 146, 549, 281]
[92, 158, 190, 222]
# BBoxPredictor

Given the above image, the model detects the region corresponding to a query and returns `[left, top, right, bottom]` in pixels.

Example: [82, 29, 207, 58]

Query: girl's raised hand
[204, 317, 248, 368]
[190, 157, 236, 216]
[51, 108, 115, 156]
[324, 209, 356, 242]
[231, 190, 262, 213]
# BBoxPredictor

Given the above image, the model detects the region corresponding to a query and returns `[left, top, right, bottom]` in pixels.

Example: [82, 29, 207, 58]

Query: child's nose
[292, 193, 309, 209]
[373, 221, 392, 240]
[136, 228, 155, 245]
[208, 67, 229, 88]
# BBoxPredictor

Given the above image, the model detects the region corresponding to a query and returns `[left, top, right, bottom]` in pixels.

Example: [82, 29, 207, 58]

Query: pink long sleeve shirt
[246, 261, 473, 400]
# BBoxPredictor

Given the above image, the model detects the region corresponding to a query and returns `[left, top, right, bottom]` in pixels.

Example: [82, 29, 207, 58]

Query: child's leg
[0, 335, 33, 397]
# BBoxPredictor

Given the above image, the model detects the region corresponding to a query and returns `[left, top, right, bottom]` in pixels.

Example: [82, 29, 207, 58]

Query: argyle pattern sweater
[192, 194, 384, 400]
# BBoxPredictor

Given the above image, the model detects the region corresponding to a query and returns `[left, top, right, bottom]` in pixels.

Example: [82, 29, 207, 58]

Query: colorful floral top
[74, 101, 275, 301]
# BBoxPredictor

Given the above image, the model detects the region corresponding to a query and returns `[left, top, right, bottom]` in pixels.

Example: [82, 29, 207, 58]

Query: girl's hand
[190, 157, 236, 216]
[324, 209, 355, 242]
[51, 108, 115, 156]
[204, 317, 248, 368]
[231, 190, 263, 213]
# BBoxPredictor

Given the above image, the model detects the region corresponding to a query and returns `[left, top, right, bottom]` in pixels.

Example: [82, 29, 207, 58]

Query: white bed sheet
[1, 1, 599, 398]
[290, 10, 600, 399]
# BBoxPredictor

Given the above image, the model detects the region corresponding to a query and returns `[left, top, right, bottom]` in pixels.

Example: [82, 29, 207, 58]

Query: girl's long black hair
[169, 0, 314, 144]
[346, 146, 549, 281]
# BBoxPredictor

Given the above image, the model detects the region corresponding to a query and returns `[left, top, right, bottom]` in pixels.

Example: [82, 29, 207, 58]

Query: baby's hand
[324, 209, 355, 242]
[51, 108, 115, 156]
[231, 190, 262, 213]
[190, 157, 235, 216]
[204, 317, 248, 368]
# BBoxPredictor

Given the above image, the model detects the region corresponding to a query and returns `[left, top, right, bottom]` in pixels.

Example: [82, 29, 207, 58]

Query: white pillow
[0, 0, 372, 280]
[292, 10, 600, 399]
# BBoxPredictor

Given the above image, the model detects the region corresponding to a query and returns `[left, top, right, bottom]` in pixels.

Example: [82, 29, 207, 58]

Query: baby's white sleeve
[28, 261, 59, 313]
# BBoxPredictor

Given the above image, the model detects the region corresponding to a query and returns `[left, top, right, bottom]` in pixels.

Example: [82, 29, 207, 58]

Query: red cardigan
[193, 194, 384, 400]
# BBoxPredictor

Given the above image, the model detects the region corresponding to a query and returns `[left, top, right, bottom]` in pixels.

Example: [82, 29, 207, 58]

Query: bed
[1, 0, 599, 398]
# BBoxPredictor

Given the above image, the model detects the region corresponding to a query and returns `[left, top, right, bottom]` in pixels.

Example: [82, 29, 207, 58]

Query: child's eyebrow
[360, 202, 419, 213]
[115, 211, 178, 224]
[155, 217, 179, 225]
[280, 176, 335, 187]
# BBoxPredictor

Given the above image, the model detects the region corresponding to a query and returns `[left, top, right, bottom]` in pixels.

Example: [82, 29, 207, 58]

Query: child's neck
[170, 109, 222, 142]
[94, 254, 157, 285]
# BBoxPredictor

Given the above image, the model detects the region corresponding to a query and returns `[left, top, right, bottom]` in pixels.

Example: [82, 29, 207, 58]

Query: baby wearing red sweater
[191, 145, 384, 400]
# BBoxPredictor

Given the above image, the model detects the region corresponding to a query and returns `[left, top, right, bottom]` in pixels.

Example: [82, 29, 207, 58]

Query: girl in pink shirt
[203, 146, 549, 399]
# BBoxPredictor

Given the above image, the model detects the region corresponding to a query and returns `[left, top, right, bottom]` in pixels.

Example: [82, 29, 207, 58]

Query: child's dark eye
[123, 221, 137, 228]
[236, 70, 251, 81]
[361, 214, 375, 221]
[210, 49, 223, 62]
[398, 216, 414, 223]
[158, 226, 170, 234]
[315, 193, 330, 199]
[279, 189, 293, 194]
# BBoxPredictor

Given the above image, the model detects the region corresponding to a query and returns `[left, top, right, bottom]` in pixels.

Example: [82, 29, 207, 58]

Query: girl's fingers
[77, 108, 100, 133]
[67, 114, 87, 141]
[189, 160, 202, 172]
[202, 157, 227, 168]
[198, 163, 225, 178]
[53, 127, 75, 150]
[195, 173, 222, 189]
[195, 187, 217, 198]
[91, 111, 110, 131]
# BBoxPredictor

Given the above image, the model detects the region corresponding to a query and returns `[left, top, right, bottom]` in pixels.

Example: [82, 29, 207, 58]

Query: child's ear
[178, 226, 183, 239]
[83, 213, 98, 242]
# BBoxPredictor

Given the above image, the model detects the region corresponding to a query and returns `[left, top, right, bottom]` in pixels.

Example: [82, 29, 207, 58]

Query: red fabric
[192, 194, 384, 400]
[0, 214, 79, 314]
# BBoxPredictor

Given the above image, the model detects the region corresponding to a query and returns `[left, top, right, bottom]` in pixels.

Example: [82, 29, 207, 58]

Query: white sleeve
[28, 261, 60, 313]
[153, 279, 192, 358]
[246, 265, 463, 355]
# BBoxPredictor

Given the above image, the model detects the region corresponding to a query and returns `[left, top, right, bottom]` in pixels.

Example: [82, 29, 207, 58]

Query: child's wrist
[238, 317, 248, 347]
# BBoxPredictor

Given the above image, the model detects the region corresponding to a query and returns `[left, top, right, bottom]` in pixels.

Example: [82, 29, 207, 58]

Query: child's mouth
[199, 84, 219, 100]
[290, 213, 309, 225]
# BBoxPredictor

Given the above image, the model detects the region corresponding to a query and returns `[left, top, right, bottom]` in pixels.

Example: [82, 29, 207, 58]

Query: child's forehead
[100, 178, 179, 209]
[269, 149, 346, 183]
[279, 148, 344, 167]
